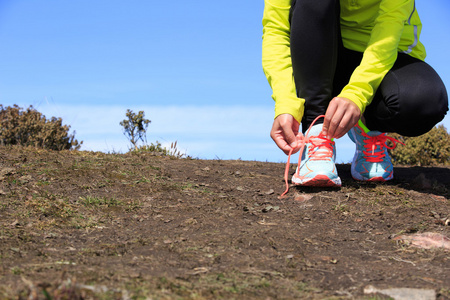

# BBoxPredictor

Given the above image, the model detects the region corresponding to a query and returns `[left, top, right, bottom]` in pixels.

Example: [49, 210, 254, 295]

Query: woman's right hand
[322, 97, 361, 139]
[270, 114, 302, 155]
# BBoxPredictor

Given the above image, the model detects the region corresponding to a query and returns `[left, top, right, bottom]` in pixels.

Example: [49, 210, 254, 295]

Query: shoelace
[281, 115, 334, 197]
[359, 128, 404, 163]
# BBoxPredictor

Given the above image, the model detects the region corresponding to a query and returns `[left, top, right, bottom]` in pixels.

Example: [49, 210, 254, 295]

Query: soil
[0, 146, 449, 299]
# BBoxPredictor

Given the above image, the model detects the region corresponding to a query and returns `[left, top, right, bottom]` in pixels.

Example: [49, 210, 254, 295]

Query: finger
[271, 127, 297, 155]
[283, 126, 298, 148]
[333, 113, 352, 139]
[322, 101, 337, 137]
[327, 105, 345, 139]
[278, 141, 293, 155]
[270, 130, 289, 154]
[333, 108, 360, 139]
[271, 114, 302, 155]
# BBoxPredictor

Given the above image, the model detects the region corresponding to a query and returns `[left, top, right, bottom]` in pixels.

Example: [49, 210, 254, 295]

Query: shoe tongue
[306, 123, 323, 137]
[367, 130, 383, 137]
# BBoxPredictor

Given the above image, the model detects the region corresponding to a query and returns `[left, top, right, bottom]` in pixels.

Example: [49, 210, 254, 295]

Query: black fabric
[289, 0, 341, 130]
[365, 54, 448, 136]
[289, 0, 448, 136]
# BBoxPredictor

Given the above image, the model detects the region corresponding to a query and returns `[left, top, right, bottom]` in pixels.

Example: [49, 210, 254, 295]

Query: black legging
[289, 0, 448, 136]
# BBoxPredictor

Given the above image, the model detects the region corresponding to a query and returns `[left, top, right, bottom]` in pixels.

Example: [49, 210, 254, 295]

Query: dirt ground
[0, 146, 449, 299]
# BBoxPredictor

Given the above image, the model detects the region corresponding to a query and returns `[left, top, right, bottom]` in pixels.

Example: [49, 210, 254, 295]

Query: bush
[0, 104, 81, 150]
[119, 109, 151, 150]
[120, 109, 187, 158]
[132, 141, 186, 158]
[388, 125, 450, 166]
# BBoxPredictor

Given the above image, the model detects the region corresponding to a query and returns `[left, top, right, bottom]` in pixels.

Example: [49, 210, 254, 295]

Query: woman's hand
[321, 97, 361, 139]
[270, 114, 302, 155]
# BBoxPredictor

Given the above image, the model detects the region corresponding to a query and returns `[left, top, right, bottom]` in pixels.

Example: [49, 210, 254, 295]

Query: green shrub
[388, 125, 450, 166]
[120, 109, 186, 158]
[132, 141, 186, 158]
[0, 104, 81, 150]
[119, 109, 150, 150]
[133, 141, 166, 154]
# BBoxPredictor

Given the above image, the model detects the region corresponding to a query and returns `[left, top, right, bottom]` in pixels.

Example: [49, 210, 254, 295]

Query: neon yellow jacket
[262, 0, 426, 123]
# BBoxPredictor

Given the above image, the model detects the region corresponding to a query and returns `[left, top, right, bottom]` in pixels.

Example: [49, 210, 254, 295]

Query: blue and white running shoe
[348, 120, 403, 181]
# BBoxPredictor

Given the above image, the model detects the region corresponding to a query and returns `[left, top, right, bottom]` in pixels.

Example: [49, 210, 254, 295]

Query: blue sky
[0, 1, 449, 163]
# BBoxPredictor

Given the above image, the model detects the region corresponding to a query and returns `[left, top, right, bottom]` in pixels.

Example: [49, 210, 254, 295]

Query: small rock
[184, 218, 198, 225]
[364, 285, 435, 300]
[262, 205, 273, 213]
[430, 195, 446, 202]
[393, 232, 450, 250]
[189, 267, 209, 275]
[9, 220, 20, 228]
[45, 232, 58, 239]
[0, 168, 15, 176]
[257, 219, 278, 226]
[294, 193, 313, 202]
[265, 189, 275, 195]
[19, 175, 33, 184]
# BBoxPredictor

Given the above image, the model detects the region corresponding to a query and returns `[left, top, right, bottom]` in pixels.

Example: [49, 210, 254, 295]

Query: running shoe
[291, 119, 342, 187]
[348, 120, 402, 181]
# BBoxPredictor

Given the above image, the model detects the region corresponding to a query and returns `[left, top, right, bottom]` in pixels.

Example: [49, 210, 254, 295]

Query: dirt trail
[0, 146, 449, 299]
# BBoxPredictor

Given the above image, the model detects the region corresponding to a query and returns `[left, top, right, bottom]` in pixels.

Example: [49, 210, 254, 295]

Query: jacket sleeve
[262, 0, 304, 123]
[338, 0, 415, 114]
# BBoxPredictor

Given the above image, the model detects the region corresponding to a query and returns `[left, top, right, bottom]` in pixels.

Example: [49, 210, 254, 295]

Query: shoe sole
[292, 174, 342, 187]
[352, 175, 392, 182]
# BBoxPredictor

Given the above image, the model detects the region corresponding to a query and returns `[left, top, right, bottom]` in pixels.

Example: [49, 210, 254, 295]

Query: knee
[397, 73, 448, 136]
[366, 68, 449, 136]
